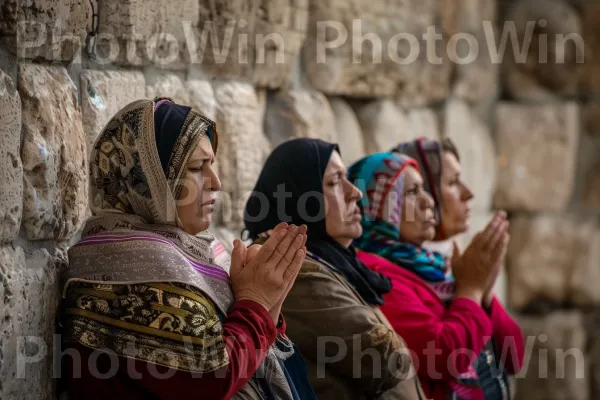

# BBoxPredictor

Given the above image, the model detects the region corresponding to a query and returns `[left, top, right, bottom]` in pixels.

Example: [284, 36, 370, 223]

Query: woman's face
[399, 166, 436, 246]
[323, 151, 363, 248]
[176, 135, 222, 235]
[440, 151, 474, 238]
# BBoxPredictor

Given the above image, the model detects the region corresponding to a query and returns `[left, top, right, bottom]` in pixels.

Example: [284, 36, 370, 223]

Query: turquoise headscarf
[348, 152, 453, 298]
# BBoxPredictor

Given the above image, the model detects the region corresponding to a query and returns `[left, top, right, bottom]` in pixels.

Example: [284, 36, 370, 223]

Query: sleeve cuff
[450, 297, 494, 332]
[231, 299, 277, 341]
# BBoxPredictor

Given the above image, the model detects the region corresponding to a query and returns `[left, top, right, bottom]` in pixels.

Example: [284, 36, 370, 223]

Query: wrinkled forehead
[188, 135, 215, 161]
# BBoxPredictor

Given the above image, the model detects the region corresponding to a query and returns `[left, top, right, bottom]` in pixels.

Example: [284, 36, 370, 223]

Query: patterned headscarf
[61, 98, 295, 399]
[89, 97, 217, 228]
[348, 152, 454, 302]
[391, 137, 447, 240]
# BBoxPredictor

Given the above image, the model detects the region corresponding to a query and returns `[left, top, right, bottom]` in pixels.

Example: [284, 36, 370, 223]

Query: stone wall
[0, 0, 598, 399]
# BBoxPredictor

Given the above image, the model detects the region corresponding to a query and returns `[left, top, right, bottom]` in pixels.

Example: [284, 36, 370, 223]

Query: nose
[208, 165, 222, 192]
[460, 181, 474, 201]
[418, 190, 435, 210]
[345, 178, 363, 202]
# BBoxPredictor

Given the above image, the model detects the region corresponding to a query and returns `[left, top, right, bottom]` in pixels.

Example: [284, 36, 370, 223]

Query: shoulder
[300, 257, 328, 273]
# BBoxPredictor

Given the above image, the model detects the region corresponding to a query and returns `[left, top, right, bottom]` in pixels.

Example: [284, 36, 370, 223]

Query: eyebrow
[325, 168, 345, 177]
[188, 154, 213, 164]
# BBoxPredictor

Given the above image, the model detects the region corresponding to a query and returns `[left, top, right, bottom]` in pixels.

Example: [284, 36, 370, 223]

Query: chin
[189, 219, 211, 235]
[350, 223, 363, 239]
[424, 227, 436, 241]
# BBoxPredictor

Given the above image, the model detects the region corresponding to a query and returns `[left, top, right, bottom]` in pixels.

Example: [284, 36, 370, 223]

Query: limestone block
[303, 0, 448, 101]
[586, 309, 600, 400]
[583, 103, 600, 138]
[494, 102, 579, 212]
[515, 311, 588, 400]
[18, 64, 88, 241]
[507, 214, 600, 310]
[188, 79, 217, 121]
[503, 0, 583, 101]
[81, 70, 146, 153]
[94, 0, 198, 69]
[406, 108, 440, 142]
[452, 30, 500, 103]
[580, 3, 600, 96]
[251, 0, 309, 88]
[328, 97, 365, 165]
[213, 81, 271, 229]
[265, 89, 337, 148]
[441, 0, 496, 38]
[145, 70, 191, 105]
[442, 99, 496, 211]
[395, 37, 453, 108]
[0, 0, 90, 61]
[353, 100, 439, 154]
[193, 0, 308, 88]
[582, 160, 600, 209]
[0, 69, 22, 242]
[441, 0, 498, 102]
[0, 245, 66, 400]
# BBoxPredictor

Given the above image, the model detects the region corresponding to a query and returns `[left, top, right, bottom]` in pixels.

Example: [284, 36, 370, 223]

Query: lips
[201, 198, 216, 206]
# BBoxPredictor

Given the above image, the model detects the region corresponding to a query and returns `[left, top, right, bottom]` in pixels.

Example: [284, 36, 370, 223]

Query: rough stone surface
[265, 89, 337, 147]
[503, 0, 583, 101]
[395, 38, 453, 108]
[441, 0, 498, 102]
[452, 30, 500, 102]
[81, 70, 146, 153]
[193, 0, 308, 88]
[586, 309, 600, 400]
[145, 70, 191, 105]
[0, 69, 22, 242]
[507, 214, 600, 310]
[580, 3, 600, 96]
[328, 97, 365, 165]
[303, 0, 449, 101]
[442, 99, 496, 211]
[583, 102, 600, 138]
[251, 0, 309, 88]
[353, 100, 438, 154]
[94, 0, 199, 69]
[515, 311, 588, 400]
[213, 81, 270, 229]
[581, 160, 600, 209]
[406, 108, 440, 142]
[188, 79, 217, 121]
[441, 0, 496, 38]
[18, 64, 88, 241]
[0, 0, 90, 61]
[494, 102, 580, 212]
[0, 245, 66, 400]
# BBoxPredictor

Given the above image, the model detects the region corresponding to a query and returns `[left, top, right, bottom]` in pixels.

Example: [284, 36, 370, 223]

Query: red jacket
[357, 250, 524, 400]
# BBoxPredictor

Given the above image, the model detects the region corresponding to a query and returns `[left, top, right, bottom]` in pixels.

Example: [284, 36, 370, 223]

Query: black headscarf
[244, 138, 392, 305]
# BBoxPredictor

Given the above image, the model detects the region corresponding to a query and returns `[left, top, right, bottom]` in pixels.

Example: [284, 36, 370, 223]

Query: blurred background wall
[0, 0, 598, 398]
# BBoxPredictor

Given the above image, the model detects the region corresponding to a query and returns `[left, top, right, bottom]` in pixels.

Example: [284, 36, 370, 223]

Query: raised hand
[229, 222, 307, 318]
[452, 211, 509, 305]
